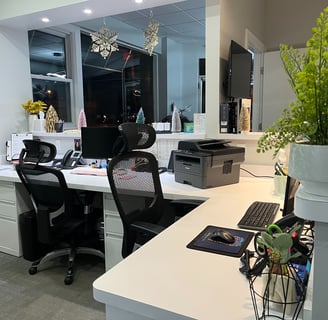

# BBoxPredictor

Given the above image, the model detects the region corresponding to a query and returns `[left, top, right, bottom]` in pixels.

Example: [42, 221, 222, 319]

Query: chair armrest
[131, 221, 165, 237]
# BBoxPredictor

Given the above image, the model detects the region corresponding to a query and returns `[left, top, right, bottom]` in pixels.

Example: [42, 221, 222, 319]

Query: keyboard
[237, 201, 280, 231]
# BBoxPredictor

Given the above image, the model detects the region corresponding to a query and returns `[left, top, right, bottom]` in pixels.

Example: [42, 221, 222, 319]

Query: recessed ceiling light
[41, 17, 50, 23]
[135, 0, 143, 3]
[83, 8, 92, 15]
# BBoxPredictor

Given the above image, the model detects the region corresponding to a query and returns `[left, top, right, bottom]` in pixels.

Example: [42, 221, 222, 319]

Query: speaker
[199, 58, 205, 76]
[167, 150, 175, 172]
[220, 102, 239, 133]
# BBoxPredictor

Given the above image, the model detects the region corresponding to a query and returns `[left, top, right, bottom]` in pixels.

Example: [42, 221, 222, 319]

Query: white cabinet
[0, 181, 32, 256]
[103, 193, 124, 270]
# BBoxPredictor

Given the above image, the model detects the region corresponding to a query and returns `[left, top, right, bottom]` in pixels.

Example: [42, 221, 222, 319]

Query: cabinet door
[0, 216, 20, 256]
[103, 193, 124, 270]
[0, 182, 20, 256]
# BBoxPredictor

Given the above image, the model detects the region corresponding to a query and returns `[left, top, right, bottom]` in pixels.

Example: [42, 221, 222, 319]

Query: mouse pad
[187, 225, 254, 258]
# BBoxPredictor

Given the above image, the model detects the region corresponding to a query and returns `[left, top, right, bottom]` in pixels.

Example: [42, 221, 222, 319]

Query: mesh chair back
[16, 140, 72, 244]
[108, 151, 164, 226]
[118, 123, 156, 152]
[19, 139, 57, 164]
[16, 163, 70, 244]
[108, 123, 177, 257]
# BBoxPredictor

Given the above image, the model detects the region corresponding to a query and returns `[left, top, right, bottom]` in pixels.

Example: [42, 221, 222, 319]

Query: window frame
[29, 26, 82, 129]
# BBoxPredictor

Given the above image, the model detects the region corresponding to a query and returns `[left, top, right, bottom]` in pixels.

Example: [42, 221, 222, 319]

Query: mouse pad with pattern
[187, 225, 254, 257]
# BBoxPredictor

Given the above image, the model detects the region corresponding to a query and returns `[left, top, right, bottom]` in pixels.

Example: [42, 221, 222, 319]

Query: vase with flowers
[21, 99, 47, 132]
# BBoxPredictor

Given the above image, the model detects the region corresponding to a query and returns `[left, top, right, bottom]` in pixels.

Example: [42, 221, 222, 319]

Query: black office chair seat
[16, 140, 104, 285]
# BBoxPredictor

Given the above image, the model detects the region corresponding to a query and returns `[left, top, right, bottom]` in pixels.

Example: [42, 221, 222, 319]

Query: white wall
[264, 0, 328, 51]
[166, 39, 204, 119]
[220, 0, 265, 59]
[0, 27, 32, 161]
[0, 0, 85, 20]
[181, 43, 204, 117]
[205, 0, 266, 138]
[167, 39, 183, 109]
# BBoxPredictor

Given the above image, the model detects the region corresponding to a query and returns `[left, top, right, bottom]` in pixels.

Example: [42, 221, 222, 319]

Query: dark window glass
[81, 33, 154, 127]
[28, 30, 72, 123]
[32, 78, 72, 122]
[29, 30, 66, 76]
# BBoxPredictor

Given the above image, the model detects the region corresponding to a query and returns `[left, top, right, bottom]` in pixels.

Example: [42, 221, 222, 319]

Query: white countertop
[93, 174, 282, 320]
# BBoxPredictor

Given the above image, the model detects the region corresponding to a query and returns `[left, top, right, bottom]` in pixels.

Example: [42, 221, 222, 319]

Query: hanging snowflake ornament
[144, 19, 159, 56]
[90, 25, 119, 59]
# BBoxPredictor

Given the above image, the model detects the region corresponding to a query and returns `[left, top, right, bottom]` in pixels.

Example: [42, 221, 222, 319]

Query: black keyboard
[237, 201, 280, 231]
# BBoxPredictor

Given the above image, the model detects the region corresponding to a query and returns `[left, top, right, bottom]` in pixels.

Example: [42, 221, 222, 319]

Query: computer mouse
[210, 229, 235, 244]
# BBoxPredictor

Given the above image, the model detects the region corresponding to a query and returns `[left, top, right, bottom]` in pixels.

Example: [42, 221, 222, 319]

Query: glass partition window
[28, 30, 73, 123]
[81, 33, 155, 127]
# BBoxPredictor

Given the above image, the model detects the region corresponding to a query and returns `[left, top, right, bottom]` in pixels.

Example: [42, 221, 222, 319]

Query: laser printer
[174, 139, 245, 189]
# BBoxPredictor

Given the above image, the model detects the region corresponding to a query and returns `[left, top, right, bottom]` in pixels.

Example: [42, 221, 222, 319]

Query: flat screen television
[81, 126, 121, 160]
[226, 40, 252, 99]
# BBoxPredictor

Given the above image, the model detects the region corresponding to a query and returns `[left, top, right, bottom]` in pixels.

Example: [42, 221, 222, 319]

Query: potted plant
[250, 9, 328, 318]
[256, 6, 328, 222]
[257, 6, 328, 157]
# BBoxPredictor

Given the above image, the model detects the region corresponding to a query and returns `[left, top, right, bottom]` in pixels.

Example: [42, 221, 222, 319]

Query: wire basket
[249, 262, 307, 319]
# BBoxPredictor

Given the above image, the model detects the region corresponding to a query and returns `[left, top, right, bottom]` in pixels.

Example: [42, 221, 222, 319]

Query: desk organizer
[249, 262, 307, 319]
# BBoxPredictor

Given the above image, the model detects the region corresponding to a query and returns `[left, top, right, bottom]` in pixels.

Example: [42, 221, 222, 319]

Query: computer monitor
[81, 126, 121, 160]
[282, 176, 300, 216]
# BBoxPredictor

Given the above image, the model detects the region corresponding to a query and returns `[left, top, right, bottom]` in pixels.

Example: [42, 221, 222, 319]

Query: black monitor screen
[81, 127, 121, 159]
[226, 40, 252, 99]
[282, 176, 300, 216]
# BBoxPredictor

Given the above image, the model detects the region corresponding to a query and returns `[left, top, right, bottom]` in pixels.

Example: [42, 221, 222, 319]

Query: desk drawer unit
[0, 182, 20, 256]
[103, 193, 124, 270]
[0, 182, 32, 256]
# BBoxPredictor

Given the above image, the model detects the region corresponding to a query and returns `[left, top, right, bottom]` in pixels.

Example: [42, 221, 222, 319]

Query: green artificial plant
[258, 231, 302, 265]
[257, 6, 328, 157]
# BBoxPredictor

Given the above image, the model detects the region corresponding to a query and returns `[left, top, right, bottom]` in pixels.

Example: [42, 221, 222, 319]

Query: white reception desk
[2, 164, 308, 319]
[92, 168, 286, 320]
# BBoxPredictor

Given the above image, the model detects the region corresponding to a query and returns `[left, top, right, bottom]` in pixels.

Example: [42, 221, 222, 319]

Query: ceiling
[0, 0, 205, 43]
[106, 0, 204, 44]
[27, 0, 205, 77]
[76, 0, 205, 45]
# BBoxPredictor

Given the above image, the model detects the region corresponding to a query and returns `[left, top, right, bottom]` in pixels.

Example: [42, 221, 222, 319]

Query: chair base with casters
[29, 246, 105, 285]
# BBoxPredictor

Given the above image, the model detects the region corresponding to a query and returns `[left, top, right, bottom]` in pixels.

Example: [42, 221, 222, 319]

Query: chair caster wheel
[29, 266, 37, 275]
[64, 275, 73, 285]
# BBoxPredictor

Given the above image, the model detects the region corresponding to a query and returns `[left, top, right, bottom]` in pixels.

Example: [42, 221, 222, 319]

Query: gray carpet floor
[0, 252, 106, 320]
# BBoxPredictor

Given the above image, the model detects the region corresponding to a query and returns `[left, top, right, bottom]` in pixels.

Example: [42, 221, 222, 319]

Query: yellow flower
[21, 99, 47, 114]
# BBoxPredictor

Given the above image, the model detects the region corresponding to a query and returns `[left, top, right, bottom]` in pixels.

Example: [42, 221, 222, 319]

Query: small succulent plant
[258, 231, 302, 265]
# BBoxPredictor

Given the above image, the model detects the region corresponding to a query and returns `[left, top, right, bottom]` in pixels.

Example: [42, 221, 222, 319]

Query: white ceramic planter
[28, 114, 38, 132]
[289, 143, 328, 222]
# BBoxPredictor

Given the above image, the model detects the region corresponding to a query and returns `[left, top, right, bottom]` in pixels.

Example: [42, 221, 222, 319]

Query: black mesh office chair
[16, 140, 104, 285]
[107, 123, 203, 258]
